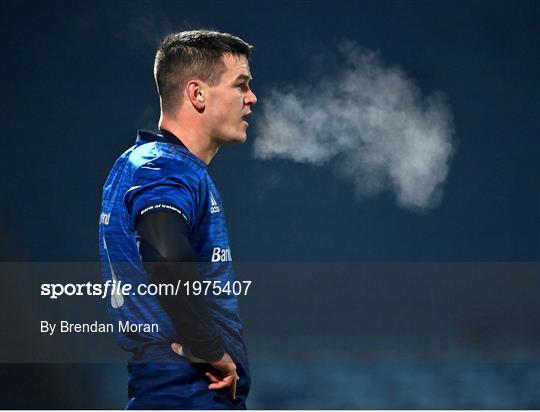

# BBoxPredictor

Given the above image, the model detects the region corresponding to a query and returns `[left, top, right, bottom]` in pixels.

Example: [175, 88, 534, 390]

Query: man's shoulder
[128, 141, 207, 182]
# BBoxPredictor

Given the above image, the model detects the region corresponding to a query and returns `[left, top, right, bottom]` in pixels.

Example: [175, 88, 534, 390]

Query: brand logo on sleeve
[100, 213, 111, 225]
[209, 191, 221, 214]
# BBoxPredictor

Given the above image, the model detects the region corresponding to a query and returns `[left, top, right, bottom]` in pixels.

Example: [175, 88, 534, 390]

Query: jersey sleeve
[124, 157, 201, 229]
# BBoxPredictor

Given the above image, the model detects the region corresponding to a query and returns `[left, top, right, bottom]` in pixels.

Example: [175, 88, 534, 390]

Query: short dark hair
[154, 29, 253, 114]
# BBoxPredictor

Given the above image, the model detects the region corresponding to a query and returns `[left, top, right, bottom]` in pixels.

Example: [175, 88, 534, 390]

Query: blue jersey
[99, 129, 248, 366]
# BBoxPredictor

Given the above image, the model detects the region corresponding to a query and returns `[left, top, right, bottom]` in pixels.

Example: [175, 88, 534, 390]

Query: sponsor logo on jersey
[100, 213, 111, 225]
[211, 247, 232, 262]
[209, 191, 221, 214]
[140, 203, 189, 223]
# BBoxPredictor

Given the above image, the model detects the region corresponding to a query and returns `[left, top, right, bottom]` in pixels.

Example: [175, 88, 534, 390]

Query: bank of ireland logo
[209, 191, 221, 214]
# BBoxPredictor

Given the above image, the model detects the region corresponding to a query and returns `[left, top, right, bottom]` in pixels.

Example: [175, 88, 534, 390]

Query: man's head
[154, 30, 257, 144]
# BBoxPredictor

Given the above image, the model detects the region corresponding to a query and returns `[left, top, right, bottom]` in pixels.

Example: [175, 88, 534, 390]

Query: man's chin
[219, 134, 247, 145]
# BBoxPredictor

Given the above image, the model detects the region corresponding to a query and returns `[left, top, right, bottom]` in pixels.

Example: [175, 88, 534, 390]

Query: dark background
[1, 0, 538, 408]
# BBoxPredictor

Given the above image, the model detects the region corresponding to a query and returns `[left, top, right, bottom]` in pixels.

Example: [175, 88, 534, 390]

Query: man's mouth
[242, 112, 252, 126]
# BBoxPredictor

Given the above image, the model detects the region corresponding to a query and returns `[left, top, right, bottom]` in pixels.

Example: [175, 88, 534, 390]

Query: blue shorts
[126, 360, 249, 410]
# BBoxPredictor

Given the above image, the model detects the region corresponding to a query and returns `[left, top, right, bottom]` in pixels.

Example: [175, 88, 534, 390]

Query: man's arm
[136, 210, 238, 397]
[136, 209, 224, 361]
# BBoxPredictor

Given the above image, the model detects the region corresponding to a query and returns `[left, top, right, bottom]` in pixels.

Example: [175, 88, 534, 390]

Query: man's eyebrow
[235, 74, 252, 82]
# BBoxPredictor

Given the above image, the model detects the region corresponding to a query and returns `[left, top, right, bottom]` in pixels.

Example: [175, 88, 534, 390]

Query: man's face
[204, 53, 257, 144]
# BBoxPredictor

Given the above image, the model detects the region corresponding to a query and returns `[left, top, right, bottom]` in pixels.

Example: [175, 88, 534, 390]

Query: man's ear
[186, 80, 205, 111]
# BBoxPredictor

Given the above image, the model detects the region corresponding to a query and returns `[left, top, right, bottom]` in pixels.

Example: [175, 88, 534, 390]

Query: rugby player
[99, 30, 257, 409]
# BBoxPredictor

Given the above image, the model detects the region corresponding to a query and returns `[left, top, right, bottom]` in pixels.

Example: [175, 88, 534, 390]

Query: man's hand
[205, 350, 239, 400]
[171, 342, 239, 400]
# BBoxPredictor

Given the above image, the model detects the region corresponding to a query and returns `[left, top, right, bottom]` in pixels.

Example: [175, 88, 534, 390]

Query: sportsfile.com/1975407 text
[41, 280, 252, 300]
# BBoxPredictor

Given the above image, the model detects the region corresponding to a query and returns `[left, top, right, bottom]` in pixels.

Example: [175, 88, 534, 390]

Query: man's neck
[158, 117, 219, 165]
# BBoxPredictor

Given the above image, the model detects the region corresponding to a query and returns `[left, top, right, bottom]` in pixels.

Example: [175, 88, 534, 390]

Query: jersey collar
[136, 129, 208, 168]
[136, 128, 187, 147]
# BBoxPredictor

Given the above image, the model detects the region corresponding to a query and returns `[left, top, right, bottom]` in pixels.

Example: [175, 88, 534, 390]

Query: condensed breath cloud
[253, 43, 455, 211]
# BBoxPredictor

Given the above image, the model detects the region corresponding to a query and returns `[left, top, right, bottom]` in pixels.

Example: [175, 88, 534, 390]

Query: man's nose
[244, 89, 257, 106]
